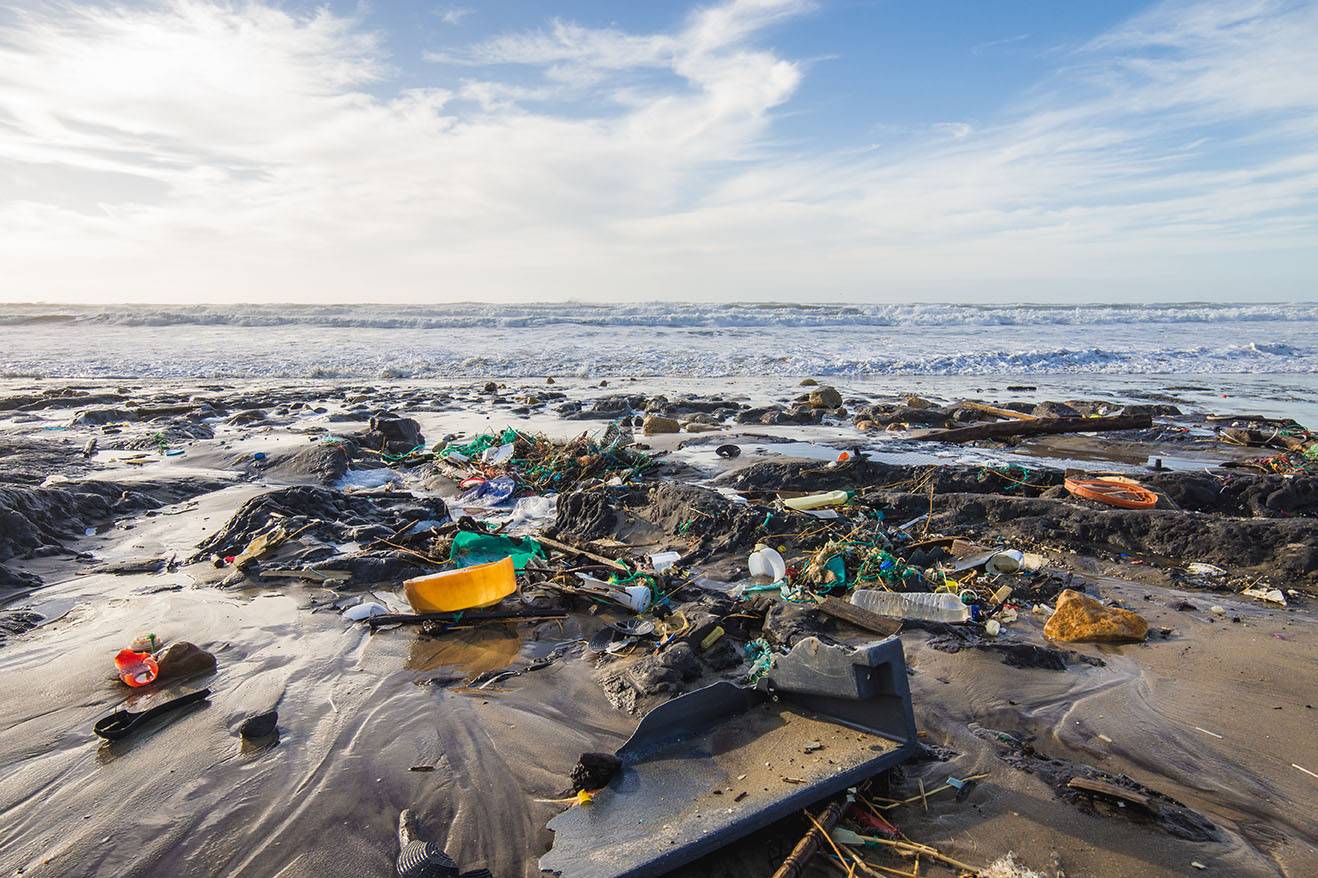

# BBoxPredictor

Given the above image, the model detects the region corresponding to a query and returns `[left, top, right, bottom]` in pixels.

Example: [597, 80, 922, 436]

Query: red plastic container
[115, 648, 159, 687]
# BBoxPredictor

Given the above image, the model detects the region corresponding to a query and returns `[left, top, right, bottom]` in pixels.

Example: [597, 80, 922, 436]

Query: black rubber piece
[93, 688, 211, 741]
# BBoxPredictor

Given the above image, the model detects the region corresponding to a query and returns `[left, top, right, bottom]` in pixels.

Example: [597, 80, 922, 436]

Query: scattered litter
[1241, 586, 1286, 606]
[343, 601, 388, 621]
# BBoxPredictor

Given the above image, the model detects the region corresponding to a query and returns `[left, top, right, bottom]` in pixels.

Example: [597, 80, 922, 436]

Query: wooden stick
[376, 538, 446, 566]
[852, 837, 979, 873]
[914, 412, 1152, 444]
[958, 400, 1037, 421]
[772, 799, 846, 878]
[534, 534, 629, 572]
[367, 609, 566, 628]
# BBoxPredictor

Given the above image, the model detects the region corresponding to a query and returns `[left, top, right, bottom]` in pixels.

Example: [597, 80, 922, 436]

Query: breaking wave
[2, 301, 1314, 379]
[1, 301, 1316, 330]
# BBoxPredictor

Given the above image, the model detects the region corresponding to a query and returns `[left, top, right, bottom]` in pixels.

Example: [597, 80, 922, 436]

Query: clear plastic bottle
[850, 589, 970, 623]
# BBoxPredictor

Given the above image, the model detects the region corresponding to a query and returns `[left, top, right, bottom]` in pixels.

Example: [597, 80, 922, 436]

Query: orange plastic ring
[1064, 477, 1159, 510]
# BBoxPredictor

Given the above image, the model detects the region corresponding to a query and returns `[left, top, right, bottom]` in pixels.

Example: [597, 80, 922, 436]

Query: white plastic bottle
[850, 589, 970, 623]
[783, 490, 849, 511]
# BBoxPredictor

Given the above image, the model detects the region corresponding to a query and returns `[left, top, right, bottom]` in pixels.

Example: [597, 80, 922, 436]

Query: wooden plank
[914, 413, 1152, 445]
[816, 596, 902, 637]
[1066, 777, 1152, 810]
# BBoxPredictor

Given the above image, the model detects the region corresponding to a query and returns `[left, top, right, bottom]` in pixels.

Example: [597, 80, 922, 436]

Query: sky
[0, 0, 1315, 304]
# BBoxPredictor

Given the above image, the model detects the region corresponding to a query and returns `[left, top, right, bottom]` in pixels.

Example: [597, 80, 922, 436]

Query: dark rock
[309, 551, 431, 584]
[0, 564, 41, 592]
[192, 486, 447, 563]
[266, 440, 353, 485]
[90, 557, 167, 575]
[227, 409, 269, 426]
[113, 419, 214, 450]
[1121, 403, 1182, 417]
[0, 609, 45, 639]
[570, 752, 621, 792]
[870, 490, 1318, 584]
[1143, 470, 1318, 519]
[761, 599, 825, 649]
[808, 386, 843, 408]
[1, 477, 227, 562]
[1032, 401, 1081, 419]
[362, 411, 423, 453]
[240, 709, 278, 739]
[600, 642, 701, 712]
[154, 641, 217, 683]
[563, 394, 646, 420]
[70, 407, 137, 426]
[986, 642, 1070, 670]
[877, 405, 953, 427]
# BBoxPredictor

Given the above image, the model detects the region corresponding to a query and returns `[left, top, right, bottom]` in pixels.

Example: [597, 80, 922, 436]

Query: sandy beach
[1, 376, 1315, 878]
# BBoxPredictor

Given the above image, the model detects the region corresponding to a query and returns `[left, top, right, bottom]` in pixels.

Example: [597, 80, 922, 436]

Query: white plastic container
[782, 490, 849, 511]
[748, 546, 787, 581]
[649, 551, 681, 573]
[986, 550, 1024, 575]
[850, 589, 971, 623]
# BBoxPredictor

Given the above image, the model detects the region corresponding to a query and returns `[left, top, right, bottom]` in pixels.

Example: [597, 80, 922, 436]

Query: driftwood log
[916, 413, 1152, 445]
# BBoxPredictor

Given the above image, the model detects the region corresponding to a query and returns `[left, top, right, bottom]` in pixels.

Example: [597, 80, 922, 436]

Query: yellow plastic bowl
[403, 556, 517, 613]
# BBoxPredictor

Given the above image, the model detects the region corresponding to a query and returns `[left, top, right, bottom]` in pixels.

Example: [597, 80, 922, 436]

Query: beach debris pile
[433, 423, 657, 496]
[9, 380, 1313, 878]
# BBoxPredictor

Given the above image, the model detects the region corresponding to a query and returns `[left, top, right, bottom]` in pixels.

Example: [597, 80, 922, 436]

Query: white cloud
[437, 7, 473, 27]
[0, 0, 1314, 303]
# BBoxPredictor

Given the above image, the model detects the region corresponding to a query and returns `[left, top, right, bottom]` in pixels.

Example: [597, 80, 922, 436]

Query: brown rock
[1044, 590, 1148, 643]
[856, 420, 877, 432]
[642, 415, 681, 435]
[799, 378, 819, 387]
[153, 641, 218, 682]
[808, 386, 843, 408]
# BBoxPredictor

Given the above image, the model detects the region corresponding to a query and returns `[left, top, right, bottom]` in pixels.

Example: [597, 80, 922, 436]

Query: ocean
[1, 301, 1314, 382]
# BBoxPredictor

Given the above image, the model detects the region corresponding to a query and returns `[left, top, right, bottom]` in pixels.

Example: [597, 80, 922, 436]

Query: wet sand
[0, 377, 1315, 877]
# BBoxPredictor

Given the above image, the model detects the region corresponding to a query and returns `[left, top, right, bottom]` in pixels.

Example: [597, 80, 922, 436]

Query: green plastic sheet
[449, 530, 545, 572]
